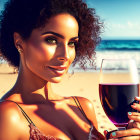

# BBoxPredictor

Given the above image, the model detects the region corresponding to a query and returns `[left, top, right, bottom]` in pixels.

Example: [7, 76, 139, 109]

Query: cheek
[25, 44, 56, 62]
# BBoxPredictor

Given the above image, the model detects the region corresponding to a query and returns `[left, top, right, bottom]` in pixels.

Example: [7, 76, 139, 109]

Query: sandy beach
[0, 64, 120, 134]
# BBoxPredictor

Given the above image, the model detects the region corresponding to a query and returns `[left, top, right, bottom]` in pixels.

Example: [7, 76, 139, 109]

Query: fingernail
[128, 112, 132, 115]
[111, 132, 116, 137]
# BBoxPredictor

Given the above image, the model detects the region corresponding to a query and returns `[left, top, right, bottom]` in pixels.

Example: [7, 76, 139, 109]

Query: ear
[13, 32, 24, 51]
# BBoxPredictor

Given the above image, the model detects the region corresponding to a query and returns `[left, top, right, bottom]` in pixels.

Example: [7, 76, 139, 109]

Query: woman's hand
[105, 96, 140, 140]
[127, 96, 140, 128]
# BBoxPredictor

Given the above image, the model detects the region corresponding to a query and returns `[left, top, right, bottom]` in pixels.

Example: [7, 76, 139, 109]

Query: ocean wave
[68, 50, 140, 73]
[96, 40, 140, 51]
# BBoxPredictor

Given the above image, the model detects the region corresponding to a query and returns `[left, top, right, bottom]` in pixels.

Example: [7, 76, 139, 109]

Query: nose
[57, 43, 70, 62]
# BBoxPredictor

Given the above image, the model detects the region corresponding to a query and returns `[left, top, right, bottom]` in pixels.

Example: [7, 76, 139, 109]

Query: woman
[0, 0, 140, 139]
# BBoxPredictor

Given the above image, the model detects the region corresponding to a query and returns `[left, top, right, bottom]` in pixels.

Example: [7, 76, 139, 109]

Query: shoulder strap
[1, 100, 36, 126]
[72, 96, 91, 125]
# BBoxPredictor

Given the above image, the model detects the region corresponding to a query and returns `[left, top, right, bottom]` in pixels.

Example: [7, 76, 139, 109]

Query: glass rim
[101, 58, 135, 61]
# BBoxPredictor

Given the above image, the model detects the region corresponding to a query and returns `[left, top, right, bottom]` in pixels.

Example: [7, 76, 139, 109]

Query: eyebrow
[41, 31, 79, 40]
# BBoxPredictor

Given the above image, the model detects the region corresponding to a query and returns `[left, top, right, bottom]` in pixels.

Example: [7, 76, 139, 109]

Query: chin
[48, 76, 63, 83]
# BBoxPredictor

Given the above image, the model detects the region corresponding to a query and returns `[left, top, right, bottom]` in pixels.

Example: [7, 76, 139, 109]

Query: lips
[48, 65, 67, 76]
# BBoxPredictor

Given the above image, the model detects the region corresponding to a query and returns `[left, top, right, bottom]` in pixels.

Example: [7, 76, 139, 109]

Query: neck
[11, 64, 61, 104]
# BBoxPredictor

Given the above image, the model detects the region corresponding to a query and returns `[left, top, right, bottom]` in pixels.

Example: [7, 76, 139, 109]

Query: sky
[86, 0, 140, 39]
[0, 0, 140, 39]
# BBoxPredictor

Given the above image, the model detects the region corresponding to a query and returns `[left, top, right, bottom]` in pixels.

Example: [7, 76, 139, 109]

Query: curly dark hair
[0, 0, 102, 69]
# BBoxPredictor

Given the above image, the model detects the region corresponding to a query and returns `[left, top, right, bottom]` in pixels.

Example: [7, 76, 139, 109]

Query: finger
[131, 103, 140, 112]
[118, 135, 140, 140]
[109, 128, 140, 139]
[104, 129, 118, 140]
[128, 112, 140, 122]
[128, 115, 140, 122]
[128, 112, 140, 116]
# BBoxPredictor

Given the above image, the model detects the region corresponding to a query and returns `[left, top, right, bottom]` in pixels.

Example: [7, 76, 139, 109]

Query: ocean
[95, 40, 140, 70]
[96, 40, 140, 51]
[69, 40, 140, 72]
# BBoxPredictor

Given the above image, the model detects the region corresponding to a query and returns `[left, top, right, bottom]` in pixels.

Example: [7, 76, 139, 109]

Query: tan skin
[1, 13, 140, 140]
[0, 13, 99, 140]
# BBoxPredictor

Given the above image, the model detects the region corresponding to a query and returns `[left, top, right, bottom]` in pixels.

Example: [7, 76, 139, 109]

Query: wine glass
[99, 59, 139, 130]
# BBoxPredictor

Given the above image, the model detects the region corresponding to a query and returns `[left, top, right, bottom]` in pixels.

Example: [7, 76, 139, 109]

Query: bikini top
[2, 97, 102, 140]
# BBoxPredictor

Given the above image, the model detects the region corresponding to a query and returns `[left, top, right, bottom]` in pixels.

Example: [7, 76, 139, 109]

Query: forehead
[46, 13, 78, 27]
[38, 13, 79, 37]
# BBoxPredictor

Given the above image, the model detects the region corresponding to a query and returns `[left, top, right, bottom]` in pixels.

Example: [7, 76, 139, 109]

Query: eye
[44, 37, 57, 45]
[68, 41, 78, 47]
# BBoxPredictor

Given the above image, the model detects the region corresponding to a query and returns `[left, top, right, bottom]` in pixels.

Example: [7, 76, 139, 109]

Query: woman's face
[23, 13, 79, 83]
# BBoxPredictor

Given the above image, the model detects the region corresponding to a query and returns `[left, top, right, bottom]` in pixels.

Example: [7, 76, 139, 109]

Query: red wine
[99, 84, 139, 127]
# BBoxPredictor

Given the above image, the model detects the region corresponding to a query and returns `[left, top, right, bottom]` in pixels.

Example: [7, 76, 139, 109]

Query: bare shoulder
[0, 100, 19, 112]
[0, 100, 22, 126]
[73, 96, 98, 130]
[0, 100, 22, 139]
[75, 96, 94, 109]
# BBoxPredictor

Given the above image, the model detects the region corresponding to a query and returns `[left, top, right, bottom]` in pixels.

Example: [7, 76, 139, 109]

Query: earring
[17, 45, 23, 54]
[17, 48, 22, 53]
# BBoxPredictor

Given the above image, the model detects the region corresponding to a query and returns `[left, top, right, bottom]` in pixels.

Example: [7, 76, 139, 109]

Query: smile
[47, 65, 67, 76]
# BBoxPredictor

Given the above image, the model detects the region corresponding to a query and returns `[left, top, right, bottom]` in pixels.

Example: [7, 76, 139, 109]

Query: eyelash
[44, 37, 57, 45]
[68, 41, 78, 47]
[44, 36, 78, 47]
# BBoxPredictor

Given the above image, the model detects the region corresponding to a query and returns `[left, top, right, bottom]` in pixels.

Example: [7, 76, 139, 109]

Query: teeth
[56, 69, 65, 71]
[50, 67, 65, 71]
